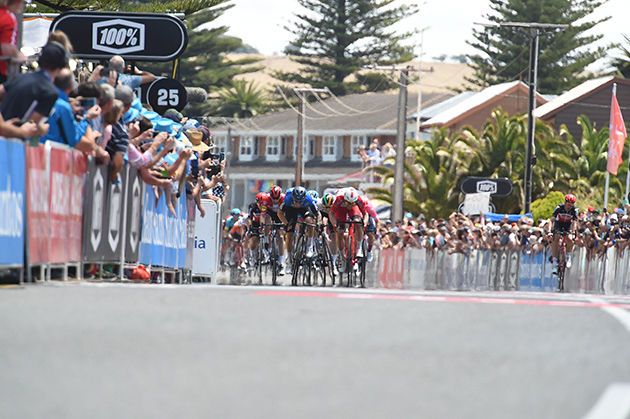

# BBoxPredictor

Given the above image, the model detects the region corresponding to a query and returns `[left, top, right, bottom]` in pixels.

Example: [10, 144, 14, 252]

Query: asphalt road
[1, 282, 629, 419]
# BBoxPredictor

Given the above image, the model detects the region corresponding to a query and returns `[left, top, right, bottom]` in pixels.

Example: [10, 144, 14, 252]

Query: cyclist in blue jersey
[278, 186, 318, 272]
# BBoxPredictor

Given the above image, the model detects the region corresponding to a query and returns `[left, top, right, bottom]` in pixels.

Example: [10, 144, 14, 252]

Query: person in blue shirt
[278, 186, 318, 270]
[89, 55, 156, 89]
[42, 68, 108, 161]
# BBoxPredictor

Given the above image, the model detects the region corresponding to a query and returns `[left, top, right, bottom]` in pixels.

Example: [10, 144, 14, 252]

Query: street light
[475, 22, 568, 214]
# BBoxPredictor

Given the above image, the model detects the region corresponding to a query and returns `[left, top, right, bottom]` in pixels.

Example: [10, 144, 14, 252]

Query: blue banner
[0, 139, 25, 266]
[139, 185, 155, 266]
[176, 193, 187, 269]
[151, 193, 165, 267]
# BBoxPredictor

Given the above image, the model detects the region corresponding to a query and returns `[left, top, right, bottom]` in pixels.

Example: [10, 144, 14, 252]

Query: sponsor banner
[124, 167, 142, 262]
[406, 247, 426, 289]
[193, 200, 222, 276]
[378, 248, 404, 289]
[185, 198, 197, 271]
[150, 192, 165, 267]
[138, 183, 154, 266]
[48, 145, 71, 263]
[25, 144, 49, 264]
[164, 192, 178, 268]
[105, 167, 125, 261]
[82, 158, 106, 261]
[0, 138, 26, 266]
[69, 150, 87, 262]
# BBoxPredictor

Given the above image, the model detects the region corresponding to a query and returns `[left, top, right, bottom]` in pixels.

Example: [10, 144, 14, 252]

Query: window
[323, 136, 337, 162]
[267, 136, 281, 161]
[240, 136, 253, 161]
[351, 135, 368, 162]
[215, 135, 227, 154]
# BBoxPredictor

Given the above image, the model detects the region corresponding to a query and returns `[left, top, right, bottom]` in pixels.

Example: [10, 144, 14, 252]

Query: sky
[212, 0, 630, 68]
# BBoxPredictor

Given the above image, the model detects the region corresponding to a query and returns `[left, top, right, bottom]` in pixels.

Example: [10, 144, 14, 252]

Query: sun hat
[123, 107, 140, 124]
[153, 118, 174, 134]
[186, 129, 210, 152]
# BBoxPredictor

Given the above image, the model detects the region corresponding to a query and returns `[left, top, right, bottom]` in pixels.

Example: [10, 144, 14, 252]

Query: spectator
[89, 55, 156, 89]
[381, 142, 396, 163]
[0, 42, 70, 138]
[41, 68, 108, 160]
[366, 142, 382, 166]
[105, 85, 135, 183]
[47, 30, 73, 54]
[0, 0, 25, 84]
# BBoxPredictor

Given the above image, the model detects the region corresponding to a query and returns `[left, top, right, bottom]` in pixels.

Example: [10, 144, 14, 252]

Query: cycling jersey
[248, 202, 262, 223]
[281, 190, 317, 233]
[552, 204, 579, 231]
[260, 192, 286, 214]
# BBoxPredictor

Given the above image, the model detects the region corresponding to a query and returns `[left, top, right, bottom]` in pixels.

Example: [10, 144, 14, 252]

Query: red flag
[608, 89, 627, 175]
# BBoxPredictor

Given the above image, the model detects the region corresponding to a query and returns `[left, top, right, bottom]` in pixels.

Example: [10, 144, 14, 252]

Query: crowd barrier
[0, 136, 223, 284]
[375, 246, 630, 295]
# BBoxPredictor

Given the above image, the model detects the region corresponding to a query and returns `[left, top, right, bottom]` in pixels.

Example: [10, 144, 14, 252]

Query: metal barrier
[374, 246, 630, 295]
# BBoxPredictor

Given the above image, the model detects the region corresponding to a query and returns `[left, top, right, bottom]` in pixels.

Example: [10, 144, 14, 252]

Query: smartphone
[80, 97, 97, 109]
[100, 67, 115, 77]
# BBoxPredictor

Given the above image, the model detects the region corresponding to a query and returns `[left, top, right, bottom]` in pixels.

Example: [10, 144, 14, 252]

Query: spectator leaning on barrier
[0, 42, 70, 138]
[105, 85, 135, 183]
[0, 0, 25, 84]
[41, 68, 108, 159]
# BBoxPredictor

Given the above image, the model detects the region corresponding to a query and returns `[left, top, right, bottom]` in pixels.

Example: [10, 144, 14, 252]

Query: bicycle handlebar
[261, 222, 285, 228]
[296, 220, 318, 227]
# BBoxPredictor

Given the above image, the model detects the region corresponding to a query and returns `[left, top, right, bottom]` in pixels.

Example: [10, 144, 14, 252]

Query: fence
[0, 136, 223, 284]
[374, 246, 630, 295]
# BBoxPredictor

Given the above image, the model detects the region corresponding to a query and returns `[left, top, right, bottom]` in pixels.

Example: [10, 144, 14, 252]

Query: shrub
[531, 191, 565, 224]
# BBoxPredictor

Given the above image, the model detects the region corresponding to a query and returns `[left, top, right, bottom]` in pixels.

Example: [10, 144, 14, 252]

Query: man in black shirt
[550, 193, 579, 273]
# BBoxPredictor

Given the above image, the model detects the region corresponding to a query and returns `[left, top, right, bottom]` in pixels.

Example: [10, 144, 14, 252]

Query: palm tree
[214, 80, 270, 118]
[610, 34, 630, 78]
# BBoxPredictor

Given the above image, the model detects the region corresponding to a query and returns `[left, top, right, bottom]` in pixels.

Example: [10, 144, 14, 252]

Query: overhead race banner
[51, 11, 188, 61]
[0, 138, 26, 266]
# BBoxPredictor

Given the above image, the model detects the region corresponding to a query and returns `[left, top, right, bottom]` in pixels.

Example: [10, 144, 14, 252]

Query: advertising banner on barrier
[25, 144, 49, 264]
[124, 167, 142, 262]
[192, 199, 220, 277]
[70, 150, 87, 262]
[139, 183, 154, 266]
[185, 198, 196, 270]
[151, 192, 165, 267]
[48, 145, 71, 264]
[378, 248, 404, 289]
[0, 138, 26, 266]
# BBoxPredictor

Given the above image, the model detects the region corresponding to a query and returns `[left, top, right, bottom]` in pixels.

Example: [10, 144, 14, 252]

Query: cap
[163, 108, 183, 122]
[198, 125, 211, 143]
[39, 42, 70, 70]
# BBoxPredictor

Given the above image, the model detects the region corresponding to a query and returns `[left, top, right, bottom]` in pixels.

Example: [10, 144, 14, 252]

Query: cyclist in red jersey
[260, 185, 287, 274]
[550, 193, 579, 273]
[329, 188, 367, 265]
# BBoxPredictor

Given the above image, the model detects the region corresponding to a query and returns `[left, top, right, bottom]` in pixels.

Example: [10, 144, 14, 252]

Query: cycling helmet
[322, 193, 335, 207]
[256, 192, 265, 204]
[231, 208, 241, 215]
[344, 188, 359, 204]
[293, 186, 307, 202]
[565, 194, 577, 204]
[308, 190, 319, 200]
[270, 185, 282, 200]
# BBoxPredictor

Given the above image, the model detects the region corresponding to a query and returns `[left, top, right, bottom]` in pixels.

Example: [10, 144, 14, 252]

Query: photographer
[89, 55, 156, 89]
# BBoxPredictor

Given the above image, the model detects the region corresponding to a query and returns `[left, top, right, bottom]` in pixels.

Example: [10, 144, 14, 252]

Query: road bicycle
[555, 230, 571, 292]
[316, 223, 337, 286]
[260, 222, 285, 286]
[338, 219, 367, 288]
[291, 220, 325, 286]
[228, 237, 246, 285]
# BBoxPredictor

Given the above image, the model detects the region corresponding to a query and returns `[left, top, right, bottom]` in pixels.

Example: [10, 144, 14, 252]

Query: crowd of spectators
[0, 30, 230, 218]
[376, 203, 630, 257]
[358, 138, 396, 167]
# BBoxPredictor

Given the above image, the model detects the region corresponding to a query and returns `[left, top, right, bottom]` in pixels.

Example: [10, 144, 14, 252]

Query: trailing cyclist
[278, 186, 318, 273]
[550, 194, 579, 273]
[224, 208, 248, 269]
[246, 193, 265, 268]
[260, 185, 287, 275]
[221, 208, 242, 265]
[318, 192, 340, 273]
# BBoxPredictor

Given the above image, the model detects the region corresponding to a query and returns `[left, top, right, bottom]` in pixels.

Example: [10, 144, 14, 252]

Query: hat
[131, 98, 143, 112]
[153, 118, 174, 134]
[115, 85, 135, 106]
[587, 206, 595, 213]
[182, 119, 200, 131]
[610, 214, 618, 222]
[141, 109, 159, 120]
[616, 208, 625, 215]
[123, 107, 140, 124]
[405, 212, 413, 219]
[186, 130, 210, 152]
[198, 125, 212, 143]
[39, 42, 69, 70]
[163, 108, 183, 122]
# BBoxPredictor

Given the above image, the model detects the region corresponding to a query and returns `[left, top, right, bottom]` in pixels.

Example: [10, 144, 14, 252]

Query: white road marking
[582, 383, 630, 419]
[590, 297, 630, 335]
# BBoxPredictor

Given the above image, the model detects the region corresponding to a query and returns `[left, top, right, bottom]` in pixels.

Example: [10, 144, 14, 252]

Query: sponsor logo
[92, 19, 145, 54]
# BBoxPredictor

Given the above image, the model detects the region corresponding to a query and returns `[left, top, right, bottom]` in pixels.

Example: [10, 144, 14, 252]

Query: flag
[607, 89, 627, 175]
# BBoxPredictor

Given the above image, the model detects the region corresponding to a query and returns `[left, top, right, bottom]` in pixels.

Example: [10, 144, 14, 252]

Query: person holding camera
[89, 55, 156, 89]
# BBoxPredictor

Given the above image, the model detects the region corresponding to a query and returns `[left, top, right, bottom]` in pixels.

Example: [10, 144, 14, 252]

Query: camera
[202, 151, 225, 161]
[191, 155, 199, 178]
[207, 165, 221, 177]
[100, 67, 115, 77]
[80, 97, 97, 109]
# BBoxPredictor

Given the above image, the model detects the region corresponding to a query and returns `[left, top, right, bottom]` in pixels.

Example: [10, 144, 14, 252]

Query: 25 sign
[146, 77, 188, 114]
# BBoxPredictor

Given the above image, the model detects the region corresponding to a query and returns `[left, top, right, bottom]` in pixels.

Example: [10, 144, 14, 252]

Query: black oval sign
[146, 77, 188, 114]
[460, 177, 513, 197]
[51, 11, 188, 61]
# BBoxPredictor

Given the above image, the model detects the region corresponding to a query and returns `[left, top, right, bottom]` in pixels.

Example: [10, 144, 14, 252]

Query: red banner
[69, 151, 87, 262]
[378, 248, 405, 289]
[25, 144, 49, 264]
[607, 90, 627, 175]
[49, 146, 72, 263]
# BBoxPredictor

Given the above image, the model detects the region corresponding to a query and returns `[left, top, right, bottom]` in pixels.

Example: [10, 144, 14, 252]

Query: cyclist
[278, 186, 318, 272]
[225, 208, 248, 269]
[246, 193, 264, 268]
[221, 208, 241, 264]
[329, 188, 366, 271]
[550, 193, 579, 273]
[319, 192, 339, 273]
[260, 185, 287, 275]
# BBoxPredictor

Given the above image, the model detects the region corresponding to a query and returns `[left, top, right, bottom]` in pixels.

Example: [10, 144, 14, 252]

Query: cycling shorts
[266, 210, 282, 225]
[283, 206, 315, 233]
[366, 216, 376, 234]
[250, 221, 260, 237]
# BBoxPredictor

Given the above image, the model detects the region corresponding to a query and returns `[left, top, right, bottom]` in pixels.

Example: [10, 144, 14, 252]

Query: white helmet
[344, 188, 359, 203]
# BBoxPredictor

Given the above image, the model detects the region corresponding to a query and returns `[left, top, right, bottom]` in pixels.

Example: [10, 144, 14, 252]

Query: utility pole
[393, 68, 410, 223]
[416, 26, 430, 138]
[475, 22, 568, 214]
[289, 87, 328, 187]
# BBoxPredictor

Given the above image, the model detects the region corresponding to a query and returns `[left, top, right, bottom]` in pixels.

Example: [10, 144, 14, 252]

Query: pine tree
[466, 0, 611, 94]
[277, 0, 418, 95]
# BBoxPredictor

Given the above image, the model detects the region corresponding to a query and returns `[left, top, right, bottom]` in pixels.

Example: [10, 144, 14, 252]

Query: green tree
[212, 80, 270, 118]
[467, 0, 611, 94]
[277, 0, 418, 95]
[610, 34, 630, 78]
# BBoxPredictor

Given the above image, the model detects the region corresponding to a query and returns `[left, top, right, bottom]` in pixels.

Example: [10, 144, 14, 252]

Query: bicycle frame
[338, 219, 366, 287]
[556, 231, 571, 292]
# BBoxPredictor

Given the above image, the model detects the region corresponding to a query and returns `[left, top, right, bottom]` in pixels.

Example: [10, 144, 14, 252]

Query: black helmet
[293, 186, 307, 201]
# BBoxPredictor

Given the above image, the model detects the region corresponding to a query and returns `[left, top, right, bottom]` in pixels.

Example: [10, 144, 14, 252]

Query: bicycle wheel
[358, 240, 367, 288]
[319, 234, 336, 287]
[256, 241, 264, 285]
[345, 229, 356, 287]
[558, 247, 566, 292]
[291, 234, 306, 286]
[270, 233, 279, 286]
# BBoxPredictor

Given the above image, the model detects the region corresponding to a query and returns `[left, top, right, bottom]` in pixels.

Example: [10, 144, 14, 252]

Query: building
[208, 91, 451, 209]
